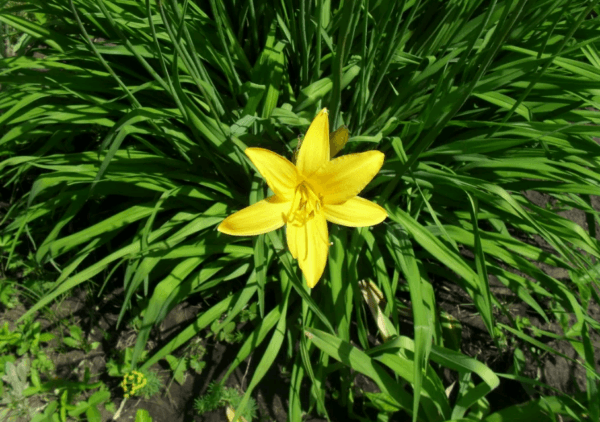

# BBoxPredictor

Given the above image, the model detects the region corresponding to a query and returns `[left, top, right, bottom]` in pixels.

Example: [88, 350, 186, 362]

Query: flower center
[286, 181, 323, 227]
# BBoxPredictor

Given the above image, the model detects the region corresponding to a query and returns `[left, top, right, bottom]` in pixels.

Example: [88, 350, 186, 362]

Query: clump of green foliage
[210, 303, 259, 344]
[62, 324, 100, 353]
[194, 382, 258, 422]
[135, 370, 162, 399]
[2, 0, 600, 421]
[107, 347, 163, 399]
[1, 359, 31, 420]
[120, 369, 161, 400]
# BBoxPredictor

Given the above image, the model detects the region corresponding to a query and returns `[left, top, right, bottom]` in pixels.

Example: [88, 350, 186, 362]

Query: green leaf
[135, 409, 153, 422]
[164, 355, 187, 385]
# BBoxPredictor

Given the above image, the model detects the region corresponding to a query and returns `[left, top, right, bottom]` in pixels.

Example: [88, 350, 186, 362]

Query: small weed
[209, 303, 259, 345]
[106, 347, 148, 377]
[0, 280, 19, 309]
[210, 320, 244, 344]
[0, 359, 31, 420]
[163, 338, 207, 386]
[194, 382, 258, 422]
[0, 319, 54, 356]
[62, 324, 100, 353]
[188, 339, 207, 375]
[120, 370, 147, 398]
[108, 346, 161, 398]
[0, 320, 55, 379]
[238, 303, 258, 323]
[120, 369, 161, 400]
[164, 354, 188, 385]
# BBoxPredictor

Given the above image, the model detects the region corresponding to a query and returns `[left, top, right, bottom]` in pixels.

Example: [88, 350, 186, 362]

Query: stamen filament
[287, 181, 323, 227]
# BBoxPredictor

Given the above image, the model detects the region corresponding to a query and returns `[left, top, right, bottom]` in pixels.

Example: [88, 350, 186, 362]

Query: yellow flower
[218, 108, 387, 288]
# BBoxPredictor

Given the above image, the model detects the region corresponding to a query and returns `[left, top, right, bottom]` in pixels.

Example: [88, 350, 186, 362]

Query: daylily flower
[218, 108, 387, 288]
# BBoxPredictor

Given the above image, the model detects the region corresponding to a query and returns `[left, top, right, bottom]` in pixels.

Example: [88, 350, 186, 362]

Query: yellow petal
[309, 150, 385, 204]
[286, 224, 298, 259]
[218, 196, 291, 236]
[288, 214, 329, 288]
[329, 125, 349, 158]
[323, 196, 387, 227]
[296, 108, 330, 177]
[245, 148, 298, 199]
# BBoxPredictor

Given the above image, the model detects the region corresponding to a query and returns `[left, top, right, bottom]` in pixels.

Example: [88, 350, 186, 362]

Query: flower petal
[329, 125, 349, 158]
[323, 196, 387, 227]
[218, 196, 291, 236]
[245, 148, 298, 199]
[309, 150, 385, 204]
[286, 224, 298, 259]
[296, 108, 330, 177]
[288, 214, 329, 288]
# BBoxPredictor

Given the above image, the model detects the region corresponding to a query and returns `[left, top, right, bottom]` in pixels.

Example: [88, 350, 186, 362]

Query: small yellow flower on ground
[218, 108, 387, 288]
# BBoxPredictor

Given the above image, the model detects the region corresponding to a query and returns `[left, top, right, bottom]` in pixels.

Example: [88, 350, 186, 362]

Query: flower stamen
[287, 181, 323, 227]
